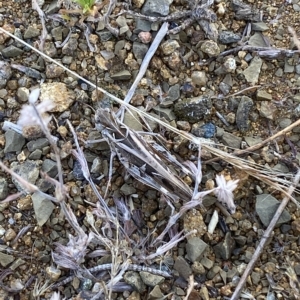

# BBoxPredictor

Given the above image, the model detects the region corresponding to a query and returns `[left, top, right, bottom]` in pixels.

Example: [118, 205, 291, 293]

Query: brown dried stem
[230, 168, 300, 300]
[205, 118, 300, 164]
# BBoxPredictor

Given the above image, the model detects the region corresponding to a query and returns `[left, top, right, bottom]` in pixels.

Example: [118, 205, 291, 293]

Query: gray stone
[0, 178, 8, 200]
[124, 110, 143, 131]
[51, 26, 63, 42]
[278, 118, 292, 128]
[152, 106, 175, 121]
[42, 159, 58, 178]
[174, 256, 192, 279]
[256, 194, 291, 227]
[32, 192, 55, 226]
[273, 163, 289, 173]
[275, 68, 283, 77]
[284, 59, 295, 73]
[140, 272, 164, 287]
[243, 56, 262, 84]
[133, 19, 152, 33]
[141, 0, 170, 16]
[148, 285, 164, 299]
[62, 37, 78, 55]
[0, 252, 14, 267]
[251, 22, 269, 31]
[244, 136, 263, 147]
[248, 32, 268, 47]
[174, 96, 212, 123]
[219, 82, 231, 95]
[236, 96, 253, 132]
[0, 61, 12, 81]
[213, 232, 236, 260]
[27, 138, 49, 152]
[259, 101, 277, 120]
[251, 271, 261, 285]
[166, 84, 180, 102]
[207, 265, 221, 280]
[110, 70, 131, 80]
[28, 149, 43, 160]
[16, 87, 29, 103]
[293, 3, 300, 11]
[4, 130, 26, 153]
[11, 160, 40, 192]
[219, 31, 241, 44]
[232, 0, 260, 21]
[132, 42, 149, 60]
[97, 30, 113, 42]
[24, 26, 40, 39]
[1, 45, 24, 58]
[186, 237, 208, 262]
[221, 132, 242, 149]
[120, 183, 136, 196]
[123, 271, 146, 293]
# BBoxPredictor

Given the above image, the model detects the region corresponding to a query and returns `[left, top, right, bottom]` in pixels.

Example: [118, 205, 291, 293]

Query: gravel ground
[1, 0, 300, 299]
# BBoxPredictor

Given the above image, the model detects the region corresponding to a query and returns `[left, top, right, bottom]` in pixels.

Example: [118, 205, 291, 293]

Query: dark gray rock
[140, 272, 164, 287]
[232, 0, 260, 21]
[174, 256, 192, 279]
[213, 232, 236, 260]
[0, 178, 8, 200]
[73, 160, 85, 180]
[174, 96, 212, 123]
[11, 160, 40, 192]
[0, 61, 12, 81]
[166, 84, 180, 102]
[132, 42, 149, 60]
[4, 130, 26, 153]
[186, 237, 209, 262]
[219, 31, 241, 44]
[133, 19, 152, 33]
[221, 132, 242, 149]
[42, 159, 58, 178]
[141, 0, 170, 16]
[123, 271, 146, 293]
[32, 192, 55, 226]
[236, 96, 253, 132]
[256, 194, 291, 227]
[1, 45, 24, 58]
[27, 138, 49, 152]
[96, 30, 113, 42]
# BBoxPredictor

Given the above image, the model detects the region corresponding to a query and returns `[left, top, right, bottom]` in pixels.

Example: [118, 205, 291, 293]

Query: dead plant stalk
[230, 168, 300, 300]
